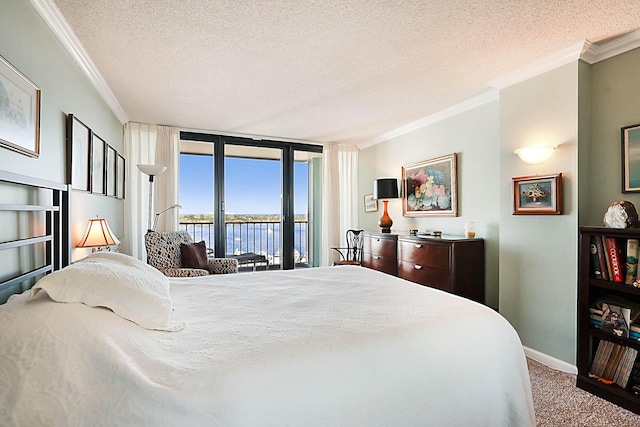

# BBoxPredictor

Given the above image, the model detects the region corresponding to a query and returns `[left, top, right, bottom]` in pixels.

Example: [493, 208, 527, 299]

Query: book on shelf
[597, 235, 611, 281]
[626, 239, 640, 285]
[602, 303, 631, 338]
[590, 339, 639, 389]
[590, 236, 604, 279]
[604, 237, 624, 283]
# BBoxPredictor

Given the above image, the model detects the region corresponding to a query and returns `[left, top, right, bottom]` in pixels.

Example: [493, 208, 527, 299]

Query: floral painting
[402, 153, 457, 217]
[512, 173, 562, 215]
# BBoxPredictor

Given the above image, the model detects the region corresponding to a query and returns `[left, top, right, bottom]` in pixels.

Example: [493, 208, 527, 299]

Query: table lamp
[77, 217, 120, 252]
[374, 178, 399, 233]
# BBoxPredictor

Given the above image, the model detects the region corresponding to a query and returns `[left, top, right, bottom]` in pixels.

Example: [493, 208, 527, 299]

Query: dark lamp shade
[373, 178, 399, 200]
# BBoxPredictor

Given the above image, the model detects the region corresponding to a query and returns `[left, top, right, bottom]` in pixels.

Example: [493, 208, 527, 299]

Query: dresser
[362, 232, 398, 276]
[363, 232, 485, 303]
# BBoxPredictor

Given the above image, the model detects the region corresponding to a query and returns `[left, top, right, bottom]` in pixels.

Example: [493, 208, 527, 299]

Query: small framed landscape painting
[513, 173, 562, 215]
[0, 55, 40, 158]
[402, 153, 457, 217]
[364, 194, 377, 212]
[622, 123, 640, 193]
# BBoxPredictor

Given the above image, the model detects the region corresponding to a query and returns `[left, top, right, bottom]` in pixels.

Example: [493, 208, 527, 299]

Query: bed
[0, 172, 535, 426]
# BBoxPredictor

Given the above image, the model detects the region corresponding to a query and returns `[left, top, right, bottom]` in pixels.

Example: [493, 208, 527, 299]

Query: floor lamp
[373, 178, 399, 233]
[137, 164, 167, 232]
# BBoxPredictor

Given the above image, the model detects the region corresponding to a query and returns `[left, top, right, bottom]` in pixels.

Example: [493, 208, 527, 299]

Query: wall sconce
[514, 145, 557, 164]
[373, 178, 399, 233]
[77, 217, 120, 252]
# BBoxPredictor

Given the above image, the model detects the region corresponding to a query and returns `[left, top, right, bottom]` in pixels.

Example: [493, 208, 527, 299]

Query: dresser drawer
[397, 239, 450, 269]
[364, 235, 397, 258]
[363, 252, 398, 276]
[397, 260, 451, 291]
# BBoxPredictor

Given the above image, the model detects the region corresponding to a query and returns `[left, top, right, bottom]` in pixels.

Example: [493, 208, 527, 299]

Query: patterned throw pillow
[180, 241, 208, 269]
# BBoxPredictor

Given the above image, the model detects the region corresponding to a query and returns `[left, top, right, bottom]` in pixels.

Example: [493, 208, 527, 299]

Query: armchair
[144, 231, 238, 277]
[331, 229, 364, 266]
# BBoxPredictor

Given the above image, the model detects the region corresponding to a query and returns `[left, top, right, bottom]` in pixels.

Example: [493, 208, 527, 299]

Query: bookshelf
[578, 226, 640, 414]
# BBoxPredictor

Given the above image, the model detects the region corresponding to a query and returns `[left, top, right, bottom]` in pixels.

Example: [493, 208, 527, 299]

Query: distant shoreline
[180, 214, 308, 223]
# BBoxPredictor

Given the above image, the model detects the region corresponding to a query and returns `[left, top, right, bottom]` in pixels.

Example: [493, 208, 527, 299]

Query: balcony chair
[331, 229, 364, 266]
[144, 231, 238, 277]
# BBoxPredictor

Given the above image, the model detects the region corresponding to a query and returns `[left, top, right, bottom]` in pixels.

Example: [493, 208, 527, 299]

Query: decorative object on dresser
[137, 164, 167, 231]
[402, 153, 457, 217]
[512, 173, 562, 215]
[363, 232, 485, 303]
[331, 229, 364, 266]
[363, 193, 377, 212]
[373, 178, 399, 233]
[622, 123, 640, 193]
[0, 55, 40, 158]
[578, 226, 640, 415]
[76, 217, 121, 252]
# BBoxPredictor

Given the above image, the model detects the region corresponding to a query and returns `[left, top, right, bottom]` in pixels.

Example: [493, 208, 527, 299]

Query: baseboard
[523, 346, 578, 375]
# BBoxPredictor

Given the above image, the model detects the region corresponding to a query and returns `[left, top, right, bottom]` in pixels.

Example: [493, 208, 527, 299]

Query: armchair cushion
[209, 258, 239, 274]
[180, 241, 208, 269]
[164, 268, 210, 277]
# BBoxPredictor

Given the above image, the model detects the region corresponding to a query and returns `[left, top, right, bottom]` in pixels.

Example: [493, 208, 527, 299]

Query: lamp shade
[137, 164, 167, 176]
[373, 178, 399, 200]
[77, 218, 121, 248]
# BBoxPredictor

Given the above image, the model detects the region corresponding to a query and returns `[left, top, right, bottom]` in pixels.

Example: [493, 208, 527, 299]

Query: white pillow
[32, 252, 184, 331]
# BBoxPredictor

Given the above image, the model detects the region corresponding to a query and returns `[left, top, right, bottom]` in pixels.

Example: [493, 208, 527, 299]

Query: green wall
[498, 62, 579, 364]
[359, 101, 501, 309]
[0, 0, 124, 260]
[587, 48, 640, 224]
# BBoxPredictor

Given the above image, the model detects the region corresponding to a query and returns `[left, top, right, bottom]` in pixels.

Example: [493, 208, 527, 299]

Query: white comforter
[0, 266, 535, 426]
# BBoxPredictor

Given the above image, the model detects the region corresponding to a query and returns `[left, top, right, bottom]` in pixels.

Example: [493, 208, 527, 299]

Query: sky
[179, 154, 309, 215]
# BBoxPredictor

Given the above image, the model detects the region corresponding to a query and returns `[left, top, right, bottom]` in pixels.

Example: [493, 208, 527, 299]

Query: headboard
[0, 170, 70, 303]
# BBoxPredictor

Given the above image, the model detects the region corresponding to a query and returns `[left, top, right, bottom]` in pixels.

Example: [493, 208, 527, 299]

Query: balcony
[179, 219, 309, 270]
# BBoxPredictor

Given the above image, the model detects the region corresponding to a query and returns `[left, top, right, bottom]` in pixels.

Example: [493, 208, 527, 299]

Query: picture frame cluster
[67, 113, 125, 199]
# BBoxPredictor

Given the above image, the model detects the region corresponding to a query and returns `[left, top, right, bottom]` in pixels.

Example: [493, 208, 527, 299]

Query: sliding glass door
[179, 132, 322, 270]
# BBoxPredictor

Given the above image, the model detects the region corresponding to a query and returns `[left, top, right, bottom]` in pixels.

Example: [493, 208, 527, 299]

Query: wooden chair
[331, 229, 364, 266]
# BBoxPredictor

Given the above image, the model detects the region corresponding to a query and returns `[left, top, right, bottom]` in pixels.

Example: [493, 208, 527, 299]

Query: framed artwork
[90, 133, 106, 194]
[402, 153, 457, 217]
[513, 173, 562, 215]
[364, 194, 378, 212]
[622, 123, 640, 193]
[116, 153, 126, 199]
[0, 55, 40, 158]
[106, 144, 117, 197]
[67, 114, 91, 192]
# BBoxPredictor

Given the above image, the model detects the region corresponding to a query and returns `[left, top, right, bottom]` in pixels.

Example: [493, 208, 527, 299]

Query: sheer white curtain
[321, 143, 358, 266]
[154, 126, 180, 232]
[124, 123, 180, 260]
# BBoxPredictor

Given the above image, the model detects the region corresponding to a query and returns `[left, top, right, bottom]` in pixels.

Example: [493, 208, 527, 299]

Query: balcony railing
[179, 220, 309, 267]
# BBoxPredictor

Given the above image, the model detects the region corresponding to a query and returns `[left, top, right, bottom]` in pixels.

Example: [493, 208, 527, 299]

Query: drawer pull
[414, 265, 423, 270]
[414, 244, 423, 248]
[374, 255, 381, 260]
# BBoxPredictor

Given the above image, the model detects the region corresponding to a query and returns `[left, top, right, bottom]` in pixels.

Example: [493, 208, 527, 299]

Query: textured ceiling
[52, 0, 640, 146]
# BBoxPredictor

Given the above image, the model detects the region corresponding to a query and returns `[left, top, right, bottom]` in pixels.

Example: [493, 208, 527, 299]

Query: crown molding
[29, 0, 129, 124]
[488, 42, 585, 90]
[581, 28, 640, 64]
[357, 89, 498, 149]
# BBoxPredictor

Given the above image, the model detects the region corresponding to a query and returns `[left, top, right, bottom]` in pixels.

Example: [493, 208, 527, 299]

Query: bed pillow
[31, 252, 184, 331]
[181, 241, 208, 269]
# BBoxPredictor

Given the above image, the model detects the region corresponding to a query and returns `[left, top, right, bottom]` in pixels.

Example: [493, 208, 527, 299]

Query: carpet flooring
[527, 357, 640, 426]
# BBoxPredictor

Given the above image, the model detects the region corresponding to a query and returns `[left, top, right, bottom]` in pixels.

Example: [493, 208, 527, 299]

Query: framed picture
[90, 133, 106, 194]
[67, 114, 91, 192]
[622, 123, 640, 193]
[364, 193, 378, 212]
[513, 173, 562, 215]
[0, 55, 40, 158]
[106, 144, 117, 197]
[402, 153, 457, 217]
[116, 153, 126, 199]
